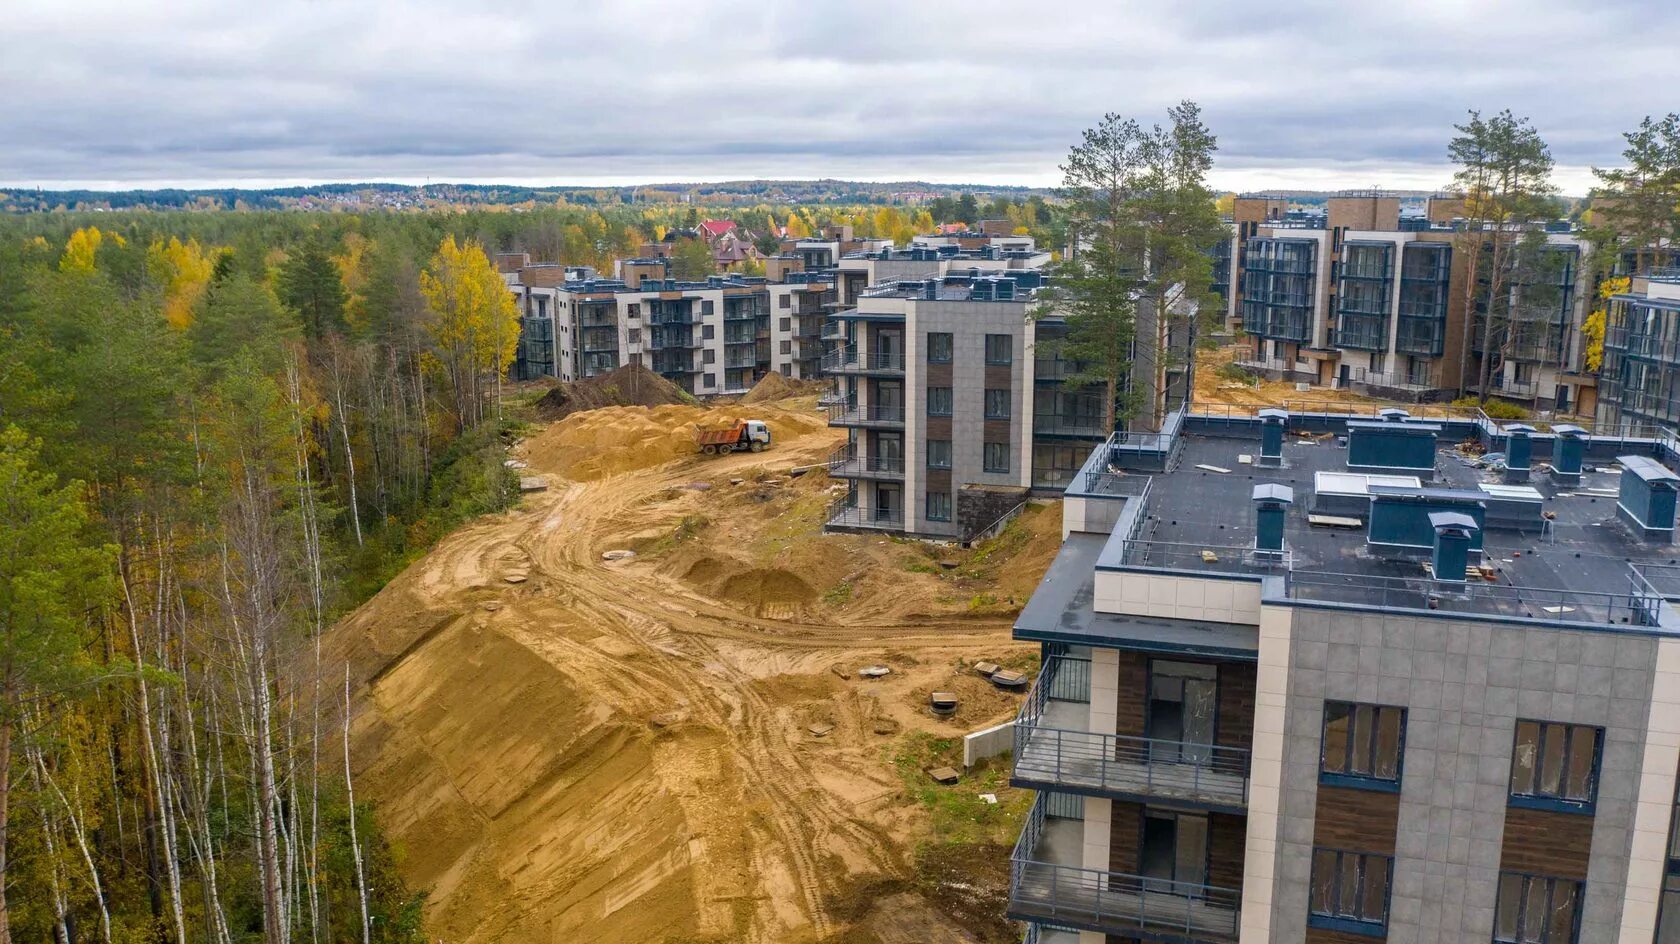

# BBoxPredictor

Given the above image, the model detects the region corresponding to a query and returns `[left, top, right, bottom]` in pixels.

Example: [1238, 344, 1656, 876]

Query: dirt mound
[719, 568, 817, 605]
[535, 364, 689, 420]
[523, 402, 831, 481]
[741, 371, 813, 403]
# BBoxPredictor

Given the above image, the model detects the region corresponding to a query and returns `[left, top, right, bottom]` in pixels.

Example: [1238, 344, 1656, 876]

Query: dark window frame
[1320, 700, 1407, 792]
[1508, 719, 1602, 814]
[927, 386, 954, 417]
[984, 333, 1012, 365]
[927, 332, 953, 364]
[1308, 847, 1392, 935]
[926, 491, 952, 522]
[984, 388, 1011, 420]
[983, 441, 1009, 474]
[927, 439, 952, 470]
[1493, 871, 1583, 944]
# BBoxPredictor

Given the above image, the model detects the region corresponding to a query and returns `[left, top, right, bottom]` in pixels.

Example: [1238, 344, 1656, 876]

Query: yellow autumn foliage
[60, 226, 105, 273]
[147, 236, 214, 329]
[420, 235, 521, 380]
[1583, 276, 1630, 373]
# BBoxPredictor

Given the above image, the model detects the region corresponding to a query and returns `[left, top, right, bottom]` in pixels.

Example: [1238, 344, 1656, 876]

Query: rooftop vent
[1258, 408, 1288, 467]
[1550, 425, 1587, 486]
[1617, 454, 1680, 542]
[1378, 407, 1410, 423]
[1503, 424, 1536, 484]
[1253, 483, 1295, 557]
[1429, 511, 1480, 584]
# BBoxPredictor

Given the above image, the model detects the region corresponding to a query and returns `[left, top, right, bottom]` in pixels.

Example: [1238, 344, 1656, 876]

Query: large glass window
[927, 386, 953, 416]
[927, 332, 953, 364]
[1494, 872, 1581, 944]
[1309, 849, 1391, 931]
[1321, 701, 1405, 788]
[927, 439, 951, 470]
[983, 442, 1009, 474]
[984, 389, 1011, 419]
[985, 334, 1012, 365]
[1510, 720, 1600, 811]
[926, 491, 951, 522]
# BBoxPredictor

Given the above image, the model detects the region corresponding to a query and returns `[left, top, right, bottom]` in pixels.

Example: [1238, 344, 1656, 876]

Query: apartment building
[823, 270, 1109, 540]
[1007, 404, 1680, 944]
[1226, 193, 1593, 412]
[1597, 268, 1680, 434]
[506, 257, 837, 391]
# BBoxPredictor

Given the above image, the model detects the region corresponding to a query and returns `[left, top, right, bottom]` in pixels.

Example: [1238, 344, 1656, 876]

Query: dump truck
[694, 420, 771, 456]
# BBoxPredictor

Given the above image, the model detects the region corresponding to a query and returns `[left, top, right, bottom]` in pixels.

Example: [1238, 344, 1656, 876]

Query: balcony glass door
[875, 329, 902, 362]
[1147, 661, 1217, 764]
[874, 432, 902, 469]
[1140, 809, 1209, 896]
[873, 484, 900, 521]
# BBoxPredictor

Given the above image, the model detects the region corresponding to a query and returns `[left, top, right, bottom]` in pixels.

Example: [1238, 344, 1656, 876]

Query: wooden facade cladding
[1217, 663, 1256, 751]
[1499, 806, 1594, 881]
[924, 416, 951, 440]
[1115, 651, 1148, 738]
[1306, 926, 1388, 944]
[924, 362, 952, 387]
[1208, 812, 1247, 891]
[1312, 785, 1400, 856]
[984, 363, 1014, 390]
[1109, 800, 1143, 875]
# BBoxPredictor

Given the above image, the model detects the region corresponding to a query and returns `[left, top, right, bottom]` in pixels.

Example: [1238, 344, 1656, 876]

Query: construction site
[320, 352, 1403, 944]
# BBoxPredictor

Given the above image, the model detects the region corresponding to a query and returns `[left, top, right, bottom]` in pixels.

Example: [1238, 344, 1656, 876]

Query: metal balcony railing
[824, 497, 905, 530]
[1012, 659, 1249, 809]
[825, 445, 906, 479]
[823, 347, 906, 373]
[1009, 796, 1240, 940]
[825, 404, 905, 426]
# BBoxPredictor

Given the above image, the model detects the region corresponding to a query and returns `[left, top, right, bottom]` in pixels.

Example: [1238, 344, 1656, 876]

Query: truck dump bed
[694, 423, 746, 446]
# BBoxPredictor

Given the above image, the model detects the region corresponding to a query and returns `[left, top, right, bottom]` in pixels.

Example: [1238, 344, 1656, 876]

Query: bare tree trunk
[344, 666, 371, 944]
[0, 713, 14, 944]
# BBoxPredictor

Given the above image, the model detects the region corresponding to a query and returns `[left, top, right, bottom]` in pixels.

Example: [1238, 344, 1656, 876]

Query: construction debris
[601, 550, 637, 561]
[518, 477, 548, 492]
[1196, 464, 1232, 474]
[806, 722, 835, 738]
[927, 766, 961, 785]
[858, 665, 892, 678]
[973, 661, 1001, 677]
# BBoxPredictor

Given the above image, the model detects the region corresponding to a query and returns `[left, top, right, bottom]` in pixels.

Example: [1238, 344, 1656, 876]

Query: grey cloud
[2, 0, 1677, 191]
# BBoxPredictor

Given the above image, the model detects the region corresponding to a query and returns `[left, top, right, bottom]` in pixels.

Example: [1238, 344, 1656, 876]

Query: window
[701, 300, 715, 315]
[702, 373, 715, 389]
[628, 328, 641, 344]
[702, 324, 715, 340]
[927, 439, 951, 470]
[1494, 872, 1581, 944]
[985, 389, 1011, 420]
[927, 332, 953, 364]
[779, 295, 791, 309]
[926, 491, 951, 522]
[779, 317, 791, 332]
[984, 442, 1009, 473]
[780, 340, 792, 355]
[1510, 720, 1601, 811]
[703, 349, 716, 364]
[1309, 849, 1391, 932]
[628, 303, 640, 318]
[1321, 701, 1405, 789]
[985, 334, 1012, 365]
[927, 386, 953, 416]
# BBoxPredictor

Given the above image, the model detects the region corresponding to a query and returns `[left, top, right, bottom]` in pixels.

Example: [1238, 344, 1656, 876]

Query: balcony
[824, 496, 904, 531]
[1009, 796, 1240, 942]
[826, 444, 905, 480]
[1012, 659, 1249, 811]
[826, 403, 905, 428]
[823, 347, 905, 375]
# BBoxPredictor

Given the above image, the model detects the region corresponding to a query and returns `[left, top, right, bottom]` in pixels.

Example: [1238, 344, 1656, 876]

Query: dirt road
[326, 402, 1044, 943]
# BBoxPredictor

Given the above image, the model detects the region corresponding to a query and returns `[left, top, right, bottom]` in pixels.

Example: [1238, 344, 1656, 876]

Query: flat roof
[1114, 434, 1680, 612]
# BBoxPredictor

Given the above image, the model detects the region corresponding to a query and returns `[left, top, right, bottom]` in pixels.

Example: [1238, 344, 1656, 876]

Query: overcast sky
[4, 0, 1676, 194]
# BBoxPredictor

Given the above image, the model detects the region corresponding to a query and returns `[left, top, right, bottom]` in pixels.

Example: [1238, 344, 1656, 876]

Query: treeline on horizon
[0, 178, 1052, 214]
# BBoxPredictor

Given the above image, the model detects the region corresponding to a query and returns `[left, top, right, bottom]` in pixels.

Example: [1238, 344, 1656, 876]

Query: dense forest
[0, 197, 1056, 943]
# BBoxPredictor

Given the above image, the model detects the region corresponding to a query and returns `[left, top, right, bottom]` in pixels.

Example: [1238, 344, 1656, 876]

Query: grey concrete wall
[1269, 608, 1657, 944]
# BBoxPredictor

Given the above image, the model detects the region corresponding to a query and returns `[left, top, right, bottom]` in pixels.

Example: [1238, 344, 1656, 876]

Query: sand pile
[524, 403, 830, 481]
[535, 364, 688, 420]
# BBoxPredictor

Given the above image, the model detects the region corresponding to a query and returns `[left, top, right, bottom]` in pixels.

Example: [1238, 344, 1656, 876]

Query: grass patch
[1451, 395, 1530, 420]
[646, 514, 709, 556]
[822, 580, 854, 605]
[889, 732, 1031, 847]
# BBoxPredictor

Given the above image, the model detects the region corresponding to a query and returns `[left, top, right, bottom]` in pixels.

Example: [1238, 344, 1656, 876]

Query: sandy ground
[1194, 342, 1393, 412]
[324, 394, 1055, 944]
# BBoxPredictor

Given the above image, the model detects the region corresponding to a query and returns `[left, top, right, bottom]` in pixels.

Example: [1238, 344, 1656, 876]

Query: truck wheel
[702, 444, 716, 455]
[750, 441, 765, 453]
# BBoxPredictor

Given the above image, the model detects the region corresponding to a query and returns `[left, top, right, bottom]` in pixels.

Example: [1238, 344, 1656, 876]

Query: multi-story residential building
[506, 257, 837, 391]
[823, 270, 1107, 540]
[1596, 268, 1680, 433]
[1225, 192, 1594, 412]
[1007, 403, 1680, 944]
